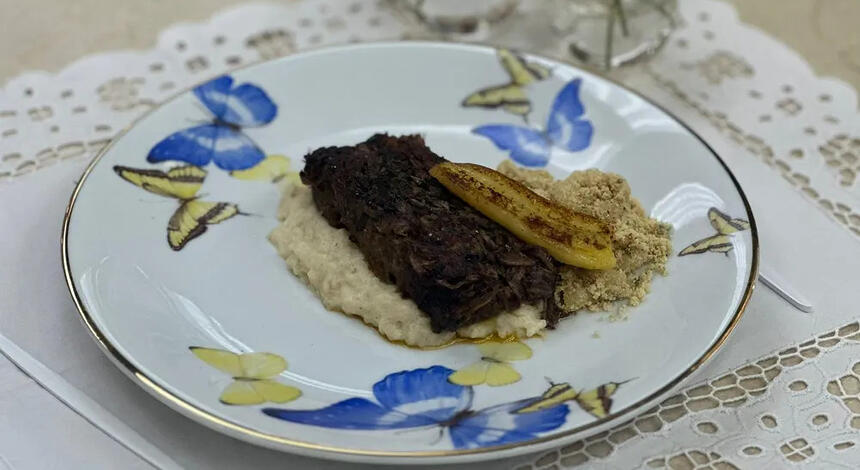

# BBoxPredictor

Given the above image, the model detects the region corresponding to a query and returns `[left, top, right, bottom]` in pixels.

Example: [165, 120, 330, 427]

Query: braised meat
[301, 134, 560, 332]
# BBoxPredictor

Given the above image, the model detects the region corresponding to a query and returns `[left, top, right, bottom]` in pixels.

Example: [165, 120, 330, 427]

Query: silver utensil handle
[758, 267, 814, 313]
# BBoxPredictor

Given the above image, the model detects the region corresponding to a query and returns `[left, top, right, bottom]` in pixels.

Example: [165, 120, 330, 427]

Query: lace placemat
[1, 1, 858, 469]
[1, 1, 856, 240]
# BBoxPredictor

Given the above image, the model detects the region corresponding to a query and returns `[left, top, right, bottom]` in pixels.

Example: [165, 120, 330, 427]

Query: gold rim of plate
[61, 41, 760, 460]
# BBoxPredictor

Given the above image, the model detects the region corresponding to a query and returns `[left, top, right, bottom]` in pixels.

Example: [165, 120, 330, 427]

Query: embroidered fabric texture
[522, 321, 860, 470]
[1, 1, 858, 468]
[1, 1, 856, 239]
[638, 3, 860, 240]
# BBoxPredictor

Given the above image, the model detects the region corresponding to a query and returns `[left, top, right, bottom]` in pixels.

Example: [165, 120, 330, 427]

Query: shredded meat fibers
[301, 134, 560, 332]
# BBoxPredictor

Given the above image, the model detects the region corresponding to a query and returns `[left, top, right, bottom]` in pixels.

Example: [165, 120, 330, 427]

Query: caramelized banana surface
[430, 162, 616, 270]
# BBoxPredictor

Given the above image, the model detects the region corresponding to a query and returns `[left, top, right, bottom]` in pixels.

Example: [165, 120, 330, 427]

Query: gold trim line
[61, 41, 759, 461]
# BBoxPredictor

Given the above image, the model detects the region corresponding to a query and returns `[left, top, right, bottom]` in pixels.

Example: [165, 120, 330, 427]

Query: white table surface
[1, 1, 859, 469]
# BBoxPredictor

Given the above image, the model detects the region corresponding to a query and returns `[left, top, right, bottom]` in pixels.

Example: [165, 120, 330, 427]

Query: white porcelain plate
[63, 42, 757, 464]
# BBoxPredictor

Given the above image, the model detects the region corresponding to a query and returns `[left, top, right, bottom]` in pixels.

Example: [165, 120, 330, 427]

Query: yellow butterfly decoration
[190, 347, 302, 406]
[678, 207, 750, 256]
[113, 165, 243, 251]
[448, 341, 532, 387]
[230, 155, 301, 184]
[515, 380, 630, 418]
[461, 48, 552, 117]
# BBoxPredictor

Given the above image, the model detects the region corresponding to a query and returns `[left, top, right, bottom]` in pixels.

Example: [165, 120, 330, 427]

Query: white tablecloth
[1, 1, 858, 468]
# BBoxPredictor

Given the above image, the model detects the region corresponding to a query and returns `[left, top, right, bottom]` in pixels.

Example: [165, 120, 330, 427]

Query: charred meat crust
[301, 134, 561, 332]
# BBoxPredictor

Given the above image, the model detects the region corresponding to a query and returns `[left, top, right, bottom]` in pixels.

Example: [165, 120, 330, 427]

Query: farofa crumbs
[498, 161, 672, 316]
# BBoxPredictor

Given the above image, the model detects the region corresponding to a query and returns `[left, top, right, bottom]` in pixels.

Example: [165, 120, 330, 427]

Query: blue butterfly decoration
[147, 75, 277, 171]
[473, 78, 593, 167]
[263, 366, 569, 450]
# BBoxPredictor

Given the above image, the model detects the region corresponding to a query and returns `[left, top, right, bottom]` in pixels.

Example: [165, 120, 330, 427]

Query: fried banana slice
[430, 162, 616, 269]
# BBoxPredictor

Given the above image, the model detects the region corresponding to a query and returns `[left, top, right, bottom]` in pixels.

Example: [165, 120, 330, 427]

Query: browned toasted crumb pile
[498, 161, 672, 317]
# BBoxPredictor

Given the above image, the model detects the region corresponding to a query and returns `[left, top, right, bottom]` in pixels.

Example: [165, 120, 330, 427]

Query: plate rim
[61, 40, 759, 463]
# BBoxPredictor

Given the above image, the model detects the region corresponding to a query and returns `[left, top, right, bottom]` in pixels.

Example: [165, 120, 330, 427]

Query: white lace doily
[1, 1, 856, 240]
[522, 320, 860, 470]
[638, 3, 860, 241]
[1, 1, 859, 469]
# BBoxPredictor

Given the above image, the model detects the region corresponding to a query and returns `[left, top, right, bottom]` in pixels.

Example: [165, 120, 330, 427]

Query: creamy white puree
[269, 183, 546, 347]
